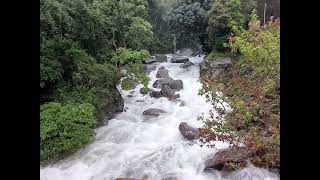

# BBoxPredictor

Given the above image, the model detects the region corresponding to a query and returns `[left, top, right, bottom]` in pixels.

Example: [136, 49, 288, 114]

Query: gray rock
[170, 80, 183, 91]
[152, 77, 175, 89]
[144, 56, 157, 64]
[178, 122, 199, 140]
[155, 54, 167, 62]
[143, 108, 166, 116]
[160, 85, 176, 98]
[96, 88, 124, 127]
[179, 61, 194, 68]
[171, 56, 190, 63]
[140, 87, 150, 95]
[200, 56, 233, 78]
[140, 64, 157, 74]
[149, 90, 162, 98]
[156, 66, 169, 78]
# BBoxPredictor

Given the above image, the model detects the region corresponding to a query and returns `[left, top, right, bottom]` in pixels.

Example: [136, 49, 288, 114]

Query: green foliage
[40, 102, 96, 161]
[207, 51, 232, 61]
[206, 0, 256, 51]
[199, 16, 280, 169]
[111, 48, 150, 90]
[125, 17, 154, 50]
[111, 48, 150, 66]
[164, 0, 207, 49]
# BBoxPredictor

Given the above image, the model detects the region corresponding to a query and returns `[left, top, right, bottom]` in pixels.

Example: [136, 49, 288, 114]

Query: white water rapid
[40, 55, 279, 180]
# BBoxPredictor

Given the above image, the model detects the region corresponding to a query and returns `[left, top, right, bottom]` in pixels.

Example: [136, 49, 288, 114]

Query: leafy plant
[40, 102, 96, 162]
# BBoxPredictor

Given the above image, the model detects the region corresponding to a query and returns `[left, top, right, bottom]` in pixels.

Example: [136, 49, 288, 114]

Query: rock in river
[143, 108, 166, 117]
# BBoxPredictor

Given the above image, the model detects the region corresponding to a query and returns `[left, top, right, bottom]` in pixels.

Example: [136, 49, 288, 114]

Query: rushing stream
[40, 55, 279, 180]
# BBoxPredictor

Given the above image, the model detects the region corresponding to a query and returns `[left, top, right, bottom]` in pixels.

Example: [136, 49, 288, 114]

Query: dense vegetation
[40, 0, 280, 169]
[40, 0, 174, 163]
[198, 10, 280, 170]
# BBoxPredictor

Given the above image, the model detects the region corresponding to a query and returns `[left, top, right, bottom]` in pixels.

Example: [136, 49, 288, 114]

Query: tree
[164, 0, 207, 49]
[206, 0, 256, 51]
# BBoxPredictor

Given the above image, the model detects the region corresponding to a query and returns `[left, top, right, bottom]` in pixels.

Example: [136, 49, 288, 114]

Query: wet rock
[149, 90, 162, 98]
[161, 176, 178, 180]
[152, 77, 175, 89]
[140, 64, 157, 74]
[178, 122, 199, 140]
[144, 56, 157, 64]
[204, 146, 256, 171]
[96, 88, 124, 127]
[179, 61, 194, 68]
[200, 57, 233, 78]
[140, 87, 150, 95]
[160, 85, 176, 98]
[171, 56, 190, 63]
[136, 100, 144, 102]
[155, 54, 167, 62]
[170, 80, 183, 91]
[156, 66, 169, 78]
[143, 108, 166, 116]
[126, 95, 134, 98]
[169, 94, 180, 101]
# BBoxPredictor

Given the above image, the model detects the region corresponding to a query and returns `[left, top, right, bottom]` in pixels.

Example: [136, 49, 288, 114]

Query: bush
[40, 102, 96, 162]
[199, 12, 280, 170]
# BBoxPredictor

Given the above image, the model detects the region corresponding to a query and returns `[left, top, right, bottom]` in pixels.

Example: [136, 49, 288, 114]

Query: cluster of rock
[140, 54, 168, 74]
[138, 53, 254, 175]
[149, 66, 183, 100]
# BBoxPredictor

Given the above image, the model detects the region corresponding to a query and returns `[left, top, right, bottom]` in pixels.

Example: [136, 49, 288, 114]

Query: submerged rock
[156, 66, 169, 78]
[204, 146, 256, 171]
[171, 56, 189, 63]
[143, 108, 166, 116]
[178, 122, 199, 140]
[140, 87, 150, 95]
[179, 61, 194, 68]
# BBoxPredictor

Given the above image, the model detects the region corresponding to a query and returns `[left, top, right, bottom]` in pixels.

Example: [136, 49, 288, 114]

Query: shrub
[199, 12, 280, 170]
[40, 102, 96, 162]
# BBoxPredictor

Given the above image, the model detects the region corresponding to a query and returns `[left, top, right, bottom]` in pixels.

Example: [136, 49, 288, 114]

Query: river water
[40, 55, 279, 180]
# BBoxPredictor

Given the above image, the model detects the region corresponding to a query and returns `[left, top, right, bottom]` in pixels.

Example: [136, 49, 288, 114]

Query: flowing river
[40, 55, 279, 180]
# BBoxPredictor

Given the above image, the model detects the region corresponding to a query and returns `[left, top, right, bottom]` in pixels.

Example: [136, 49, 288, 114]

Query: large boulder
[152, 78, 183, 91]
[155, 54, 167, 62]
[200, 57, 233, 78]
[144, 56, 157, 64]
[96, 88, 124, 127]
[152, 77, 175, 89]
[140, 64, 157, 74]
[156, 66, 169, 78]
[204, 146, 256, 171]
[171, 56, 189, 63]
[178, 122, 199, 140]
[179, 61, 194, 68]
[170, 80, 183, 91]
[143, 108, 166, 116]
[160, 85, 176, 98]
